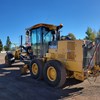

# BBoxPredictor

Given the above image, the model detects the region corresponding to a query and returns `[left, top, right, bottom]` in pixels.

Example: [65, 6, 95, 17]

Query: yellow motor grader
[5, 40, 34, 67]
[22, 23, 100, 87]
[5, 23, 100, 87]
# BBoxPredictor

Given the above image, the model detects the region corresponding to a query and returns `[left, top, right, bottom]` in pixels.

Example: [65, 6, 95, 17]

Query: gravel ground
[0, 53, 100, 100]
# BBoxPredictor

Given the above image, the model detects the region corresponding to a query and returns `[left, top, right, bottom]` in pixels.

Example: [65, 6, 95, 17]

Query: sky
[0, 0, 100, 46]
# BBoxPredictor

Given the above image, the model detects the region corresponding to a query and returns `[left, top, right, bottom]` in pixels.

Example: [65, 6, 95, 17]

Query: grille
[67, 42, 75, 60]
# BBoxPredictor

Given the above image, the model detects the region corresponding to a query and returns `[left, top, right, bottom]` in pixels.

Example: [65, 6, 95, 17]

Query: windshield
[28, 26, 59, 57]
[42, 27, 52, 42]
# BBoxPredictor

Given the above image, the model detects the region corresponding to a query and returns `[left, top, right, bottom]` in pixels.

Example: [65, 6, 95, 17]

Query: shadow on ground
[0, 63, 83, 100]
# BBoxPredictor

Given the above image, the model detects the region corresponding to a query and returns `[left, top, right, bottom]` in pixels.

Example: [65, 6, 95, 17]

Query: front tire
[30, 59, 44, 80]
[43, 60, 66, 87]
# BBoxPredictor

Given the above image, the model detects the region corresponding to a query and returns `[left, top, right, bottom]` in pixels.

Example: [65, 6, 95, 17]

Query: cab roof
[26, 23, 57, 31]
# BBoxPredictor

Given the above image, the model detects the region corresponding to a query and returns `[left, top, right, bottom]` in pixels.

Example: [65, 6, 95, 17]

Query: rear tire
[5, 53, 15, 67]
[43, 60, 66, 87]
[30, 59, 44, 80]
[5, 55, 11, 66]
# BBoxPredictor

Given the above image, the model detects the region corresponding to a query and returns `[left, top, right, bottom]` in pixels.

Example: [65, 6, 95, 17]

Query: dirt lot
[0, 53, 100, 100]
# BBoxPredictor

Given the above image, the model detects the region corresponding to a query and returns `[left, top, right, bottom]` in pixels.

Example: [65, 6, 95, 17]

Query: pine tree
[7, 36, 11, 50]
[4, 36, 11, 51]
[0, 39, 3, 52]
[84, 27, 96, 41]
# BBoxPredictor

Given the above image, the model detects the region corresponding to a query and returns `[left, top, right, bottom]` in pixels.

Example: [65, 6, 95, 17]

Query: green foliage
[97, 29, 100, 38]
[5, 36, 11, 51]
[85, 27, 96, 41]
[61, 33, 76, 40]
[4, 45, 9, 51]
[0, 39, 3, 51]
[4, 36, 11, 51]
[67, 33, 76, 40]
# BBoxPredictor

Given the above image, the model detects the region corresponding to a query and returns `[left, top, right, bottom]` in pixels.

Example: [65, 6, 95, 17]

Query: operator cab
[26, 23, 63, 58]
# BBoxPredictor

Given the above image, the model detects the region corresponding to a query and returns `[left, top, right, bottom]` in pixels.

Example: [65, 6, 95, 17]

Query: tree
[0, 39, 3, 52]
[4, 45, 9, 51]
[4, 36, 11, 51]
[84, 27, 96, 41]
[97, 29, 100, 38]
[66, 33, 76, 40]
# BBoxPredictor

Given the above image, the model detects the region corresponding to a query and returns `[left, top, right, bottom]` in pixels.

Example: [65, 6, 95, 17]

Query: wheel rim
[47, 66, 57, 81]
[32, 63, 38, 75]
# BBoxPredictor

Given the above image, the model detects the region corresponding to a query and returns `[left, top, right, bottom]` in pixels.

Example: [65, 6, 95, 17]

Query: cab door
[31, 27, 42, 57]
